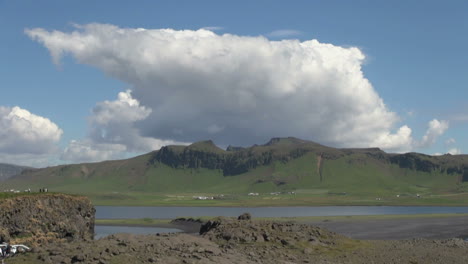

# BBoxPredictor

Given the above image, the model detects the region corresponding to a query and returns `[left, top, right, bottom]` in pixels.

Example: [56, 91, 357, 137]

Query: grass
[84, 189, 468, 206]
[0, 192, 66, 200]
[5, 144, 468, 207]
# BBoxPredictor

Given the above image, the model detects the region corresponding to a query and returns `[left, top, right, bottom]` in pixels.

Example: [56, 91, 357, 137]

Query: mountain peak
[188, 140, 225, 153]
[264, 137, 310, 146]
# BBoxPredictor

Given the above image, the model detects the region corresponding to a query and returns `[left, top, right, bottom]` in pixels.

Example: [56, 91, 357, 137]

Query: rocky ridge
[152, 137, 468, 178]
[8, 137, 468, 197]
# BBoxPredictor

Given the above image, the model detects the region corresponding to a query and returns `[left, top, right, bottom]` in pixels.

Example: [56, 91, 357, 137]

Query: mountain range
[4, 137, 468, 201]
[0, 163, 31, 182]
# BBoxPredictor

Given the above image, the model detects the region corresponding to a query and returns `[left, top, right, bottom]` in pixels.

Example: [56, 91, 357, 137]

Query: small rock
[238, 213, 252, 220]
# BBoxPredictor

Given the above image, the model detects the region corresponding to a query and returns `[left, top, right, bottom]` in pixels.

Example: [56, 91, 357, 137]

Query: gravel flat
[309, 215, 468, 240]
[8, 215, 468, 263]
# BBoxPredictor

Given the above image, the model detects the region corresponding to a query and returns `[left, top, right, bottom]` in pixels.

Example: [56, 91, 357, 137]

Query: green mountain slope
[0, 163, 31, 181]
[5, 137, 468, 205]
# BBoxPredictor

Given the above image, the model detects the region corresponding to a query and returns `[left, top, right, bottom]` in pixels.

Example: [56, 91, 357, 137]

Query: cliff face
[0, 194, 95, 245]
[152, 139, 468, 179]
[151, 137, 342, 176]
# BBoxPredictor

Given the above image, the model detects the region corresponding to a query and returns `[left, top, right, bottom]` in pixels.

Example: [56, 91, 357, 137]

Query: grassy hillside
[0, 163, 31, 181]
[5, 137, 468, 206]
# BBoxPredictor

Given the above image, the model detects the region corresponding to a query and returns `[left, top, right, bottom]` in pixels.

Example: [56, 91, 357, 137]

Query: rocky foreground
[7, 213, 468, 264]
[1, 195, 467, 263]
[0, 194, 94, 246]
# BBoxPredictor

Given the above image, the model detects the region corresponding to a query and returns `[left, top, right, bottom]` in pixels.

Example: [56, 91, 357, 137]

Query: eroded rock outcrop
[0, 194, 95, 246]
[200, 215, 344, 246]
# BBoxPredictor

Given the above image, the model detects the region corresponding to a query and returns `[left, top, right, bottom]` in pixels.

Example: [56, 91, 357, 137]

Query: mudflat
[97, 214, 468, 240]
[306, 215, 468, 240]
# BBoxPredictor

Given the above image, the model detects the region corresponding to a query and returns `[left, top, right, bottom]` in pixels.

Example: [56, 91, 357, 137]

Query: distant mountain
[0, 163, 31, 181]
[5, 137, 468, 197]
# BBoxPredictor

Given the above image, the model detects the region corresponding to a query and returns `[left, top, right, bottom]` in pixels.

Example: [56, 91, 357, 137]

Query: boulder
[237, 213, 252, 220]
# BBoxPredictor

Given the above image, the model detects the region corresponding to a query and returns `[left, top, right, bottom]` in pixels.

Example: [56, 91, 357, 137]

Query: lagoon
[95, 205, 468, 219]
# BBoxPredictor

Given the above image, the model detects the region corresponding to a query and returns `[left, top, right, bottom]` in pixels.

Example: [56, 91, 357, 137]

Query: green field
[5, 138, 468, 206]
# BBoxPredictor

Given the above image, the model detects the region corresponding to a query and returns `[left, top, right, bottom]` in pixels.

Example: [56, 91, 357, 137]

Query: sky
[1, 0, 467, 167]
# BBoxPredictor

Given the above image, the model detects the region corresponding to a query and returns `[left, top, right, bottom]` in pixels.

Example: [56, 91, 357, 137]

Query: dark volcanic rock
[170, 217, 204, 233]
[8, 215, 468, 264]
[150, 138, 326, 177]
[0, 194, 95, 245]
[200, 215, 341, 246]
[237, 213, 251, 220]
[171, 217, 203, 224]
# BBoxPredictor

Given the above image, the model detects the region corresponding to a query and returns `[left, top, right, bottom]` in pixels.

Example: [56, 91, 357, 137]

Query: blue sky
[1, 0, 467, 167]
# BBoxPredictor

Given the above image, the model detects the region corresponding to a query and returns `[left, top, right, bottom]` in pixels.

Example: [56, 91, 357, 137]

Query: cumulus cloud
[447, 148, 462, 155]
[0, 106, 62, 155]
[25, 24, 448, 154]
[61, 90, 187, 163]
[89, 90, 186, 152]
[418, 119, 449, 148]
[371, 125, 413, 153]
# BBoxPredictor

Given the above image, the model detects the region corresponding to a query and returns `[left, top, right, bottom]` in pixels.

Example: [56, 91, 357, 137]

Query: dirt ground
[168, 215, 468, 240]
[6, 215, 468, 264]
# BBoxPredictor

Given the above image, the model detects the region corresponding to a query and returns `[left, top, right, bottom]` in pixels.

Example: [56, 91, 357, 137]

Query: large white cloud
[61, 90, 187, 163]
[25, 24, 447, 153]
[89, 90, 157, 151]
[0, 106, 62, 155]
[371, 125, 413, 152]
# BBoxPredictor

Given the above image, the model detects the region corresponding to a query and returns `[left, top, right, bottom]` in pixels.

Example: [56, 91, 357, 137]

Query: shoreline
[93, 204, 468, 207]
[95, 218, 202, 233]
[95, 213, 468, 240]
[91, 201, 468, 207]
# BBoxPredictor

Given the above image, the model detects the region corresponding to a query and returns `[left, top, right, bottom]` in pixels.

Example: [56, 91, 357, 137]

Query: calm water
[94, 225, 182, 239]
[94, 206, 468, 238]
[96, 206, 468, 219]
